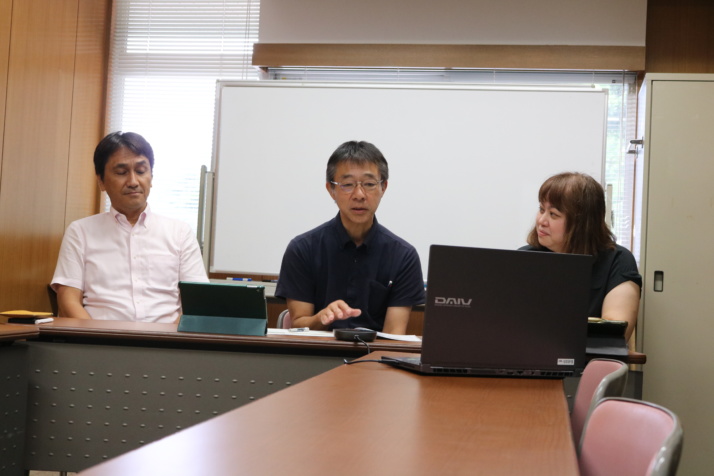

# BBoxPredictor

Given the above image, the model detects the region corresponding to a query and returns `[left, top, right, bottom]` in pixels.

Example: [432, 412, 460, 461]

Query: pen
[226, 277, 252, 281]
[288, 327, 310, 332]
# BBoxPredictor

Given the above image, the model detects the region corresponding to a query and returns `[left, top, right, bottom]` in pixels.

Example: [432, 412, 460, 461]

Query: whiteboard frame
[207, 80, 607, 276]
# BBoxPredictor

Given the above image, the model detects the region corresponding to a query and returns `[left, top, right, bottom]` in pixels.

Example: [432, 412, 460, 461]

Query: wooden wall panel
[253, 44, 646, 71]
[0, 0, 78, 312]
[65, 0, 110, 225]
[0, 0, 12, 176]
[0, 0, 108, 312]
[646, 0, 714, 73]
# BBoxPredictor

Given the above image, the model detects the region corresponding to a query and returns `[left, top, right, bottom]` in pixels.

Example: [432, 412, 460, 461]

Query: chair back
[579, 397, 683, 476]
[572, 358, 628, 447]
[47, 284, 59, 316]
[276, 309, 292, 329]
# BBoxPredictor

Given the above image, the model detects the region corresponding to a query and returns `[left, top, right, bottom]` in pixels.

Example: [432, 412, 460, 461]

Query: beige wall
[259, 0, 647, 45]
[255, 0, 647, 70]
[0, 0, 109, 312]
[257, 0, 714, 72]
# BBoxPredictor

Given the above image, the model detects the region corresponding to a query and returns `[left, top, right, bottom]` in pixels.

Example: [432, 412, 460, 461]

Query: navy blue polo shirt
[275, 213, 425, 331]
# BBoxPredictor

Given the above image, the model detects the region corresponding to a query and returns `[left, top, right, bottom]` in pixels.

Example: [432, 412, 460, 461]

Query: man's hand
[287, 298, 361, 330]
[317, 300, 362, 326]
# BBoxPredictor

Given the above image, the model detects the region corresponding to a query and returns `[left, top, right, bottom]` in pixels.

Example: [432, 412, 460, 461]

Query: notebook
[382, 245, 591, 378]
[177, 281, 268, 336]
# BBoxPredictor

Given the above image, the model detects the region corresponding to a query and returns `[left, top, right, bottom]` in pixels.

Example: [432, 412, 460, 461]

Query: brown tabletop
[36, 318, 645, 363]
[0, 323, 39, 342]
[36, 318, 422, 354]
[78, 350, 578, 476]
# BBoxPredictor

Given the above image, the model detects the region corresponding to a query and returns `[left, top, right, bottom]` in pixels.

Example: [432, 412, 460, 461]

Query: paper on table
[376, 332, 421, 342]
[267, 328, 420, 341]
[267, 328, 334, 337]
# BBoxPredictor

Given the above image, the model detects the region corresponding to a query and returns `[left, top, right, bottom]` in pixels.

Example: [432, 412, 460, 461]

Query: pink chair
[579, 397, 683, 476]
[571, 358, 628, 448]
[276, 309, 292, 329]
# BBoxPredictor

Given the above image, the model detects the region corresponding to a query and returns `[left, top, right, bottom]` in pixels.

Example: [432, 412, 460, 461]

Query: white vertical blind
[106, 0, 260, 230]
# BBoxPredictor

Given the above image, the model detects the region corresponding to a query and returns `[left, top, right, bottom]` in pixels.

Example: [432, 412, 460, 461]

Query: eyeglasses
[330, 180, 383, 194]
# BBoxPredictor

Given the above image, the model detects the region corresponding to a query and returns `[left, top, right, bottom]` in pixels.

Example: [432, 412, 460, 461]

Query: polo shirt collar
[332, 212, 380, 249]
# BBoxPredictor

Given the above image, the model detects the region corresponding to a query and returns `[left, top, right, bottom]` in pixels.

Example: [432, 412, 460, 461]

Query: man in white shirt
[51, 131, 209, 323]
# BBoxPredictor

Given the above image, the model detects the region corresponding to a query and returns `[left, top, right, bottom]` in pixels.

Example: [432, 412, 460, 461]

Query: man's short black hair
[326, 141, 389, 183]
[94, 131, 154, 179]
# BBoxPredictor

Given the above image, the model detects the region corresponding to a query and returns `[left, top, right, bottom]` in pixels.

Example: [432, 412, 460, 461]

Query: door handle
[654, 271, 664, 292]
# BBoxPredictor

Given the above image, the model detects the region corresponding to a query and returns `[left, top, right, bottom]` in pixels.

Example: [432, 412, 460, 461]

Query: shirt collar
[332, 212, 379, 249]
[110, 203, 151, 228]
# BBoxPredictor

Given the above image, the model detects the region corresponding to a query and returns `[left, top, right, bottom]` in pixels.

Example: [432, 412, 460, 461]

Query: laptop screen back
[421, 245, 591, 374]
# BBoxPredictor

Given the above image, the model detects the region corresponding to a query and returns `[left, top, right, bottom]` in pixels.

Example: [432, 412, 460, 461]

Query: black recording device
[333, 328, 377, 342]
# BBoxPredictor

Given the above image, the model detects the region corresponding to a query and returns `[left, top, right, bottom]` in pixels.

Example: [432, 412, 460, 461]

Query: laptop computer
[178, 281, 268, 336]
[382, 245, 591, 378]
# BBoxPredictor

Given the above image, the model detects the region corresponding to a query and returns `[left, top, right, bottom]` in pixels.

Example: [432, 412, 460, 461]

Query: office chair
[276, 309, 292, 329]
[571, 358, 628, 448]
[579, 397, 683, 476]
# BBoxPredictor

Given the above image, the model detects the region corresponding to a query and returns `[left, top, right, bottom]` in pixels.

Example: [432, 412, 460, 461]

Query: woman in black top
[521, 172, 642, 340]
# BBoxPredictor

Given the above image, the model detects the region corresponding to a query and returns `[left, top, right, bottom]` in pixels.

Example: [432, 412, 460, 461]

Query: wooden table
[18, 319, 640, 473]
[0, 322, 39, 341]
[35, 317, 421, 354]
[32, 316, 646, 364]
[77, 351, 578, 476]
[22, 319, 420, 473]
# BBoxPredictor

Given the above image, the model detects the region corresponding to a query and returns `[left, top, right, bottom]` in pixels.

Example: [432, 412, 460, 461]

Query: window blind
[106, 0, 260, 230]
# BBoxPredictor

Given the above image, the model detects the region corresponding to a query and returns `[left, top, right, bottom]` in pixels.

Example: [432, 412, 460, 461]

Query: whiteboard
[210, 81, 607, 276]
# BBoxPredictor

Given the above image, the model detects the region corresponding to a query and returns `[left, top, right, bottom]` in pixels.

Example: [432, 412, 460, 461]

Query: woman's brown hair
[526, 172, 615, 256]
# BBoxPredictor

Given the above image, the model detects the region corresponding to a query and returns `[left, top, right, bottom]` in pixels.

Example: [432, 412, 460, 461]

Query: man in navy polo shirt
[275, 141, 425, 334]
